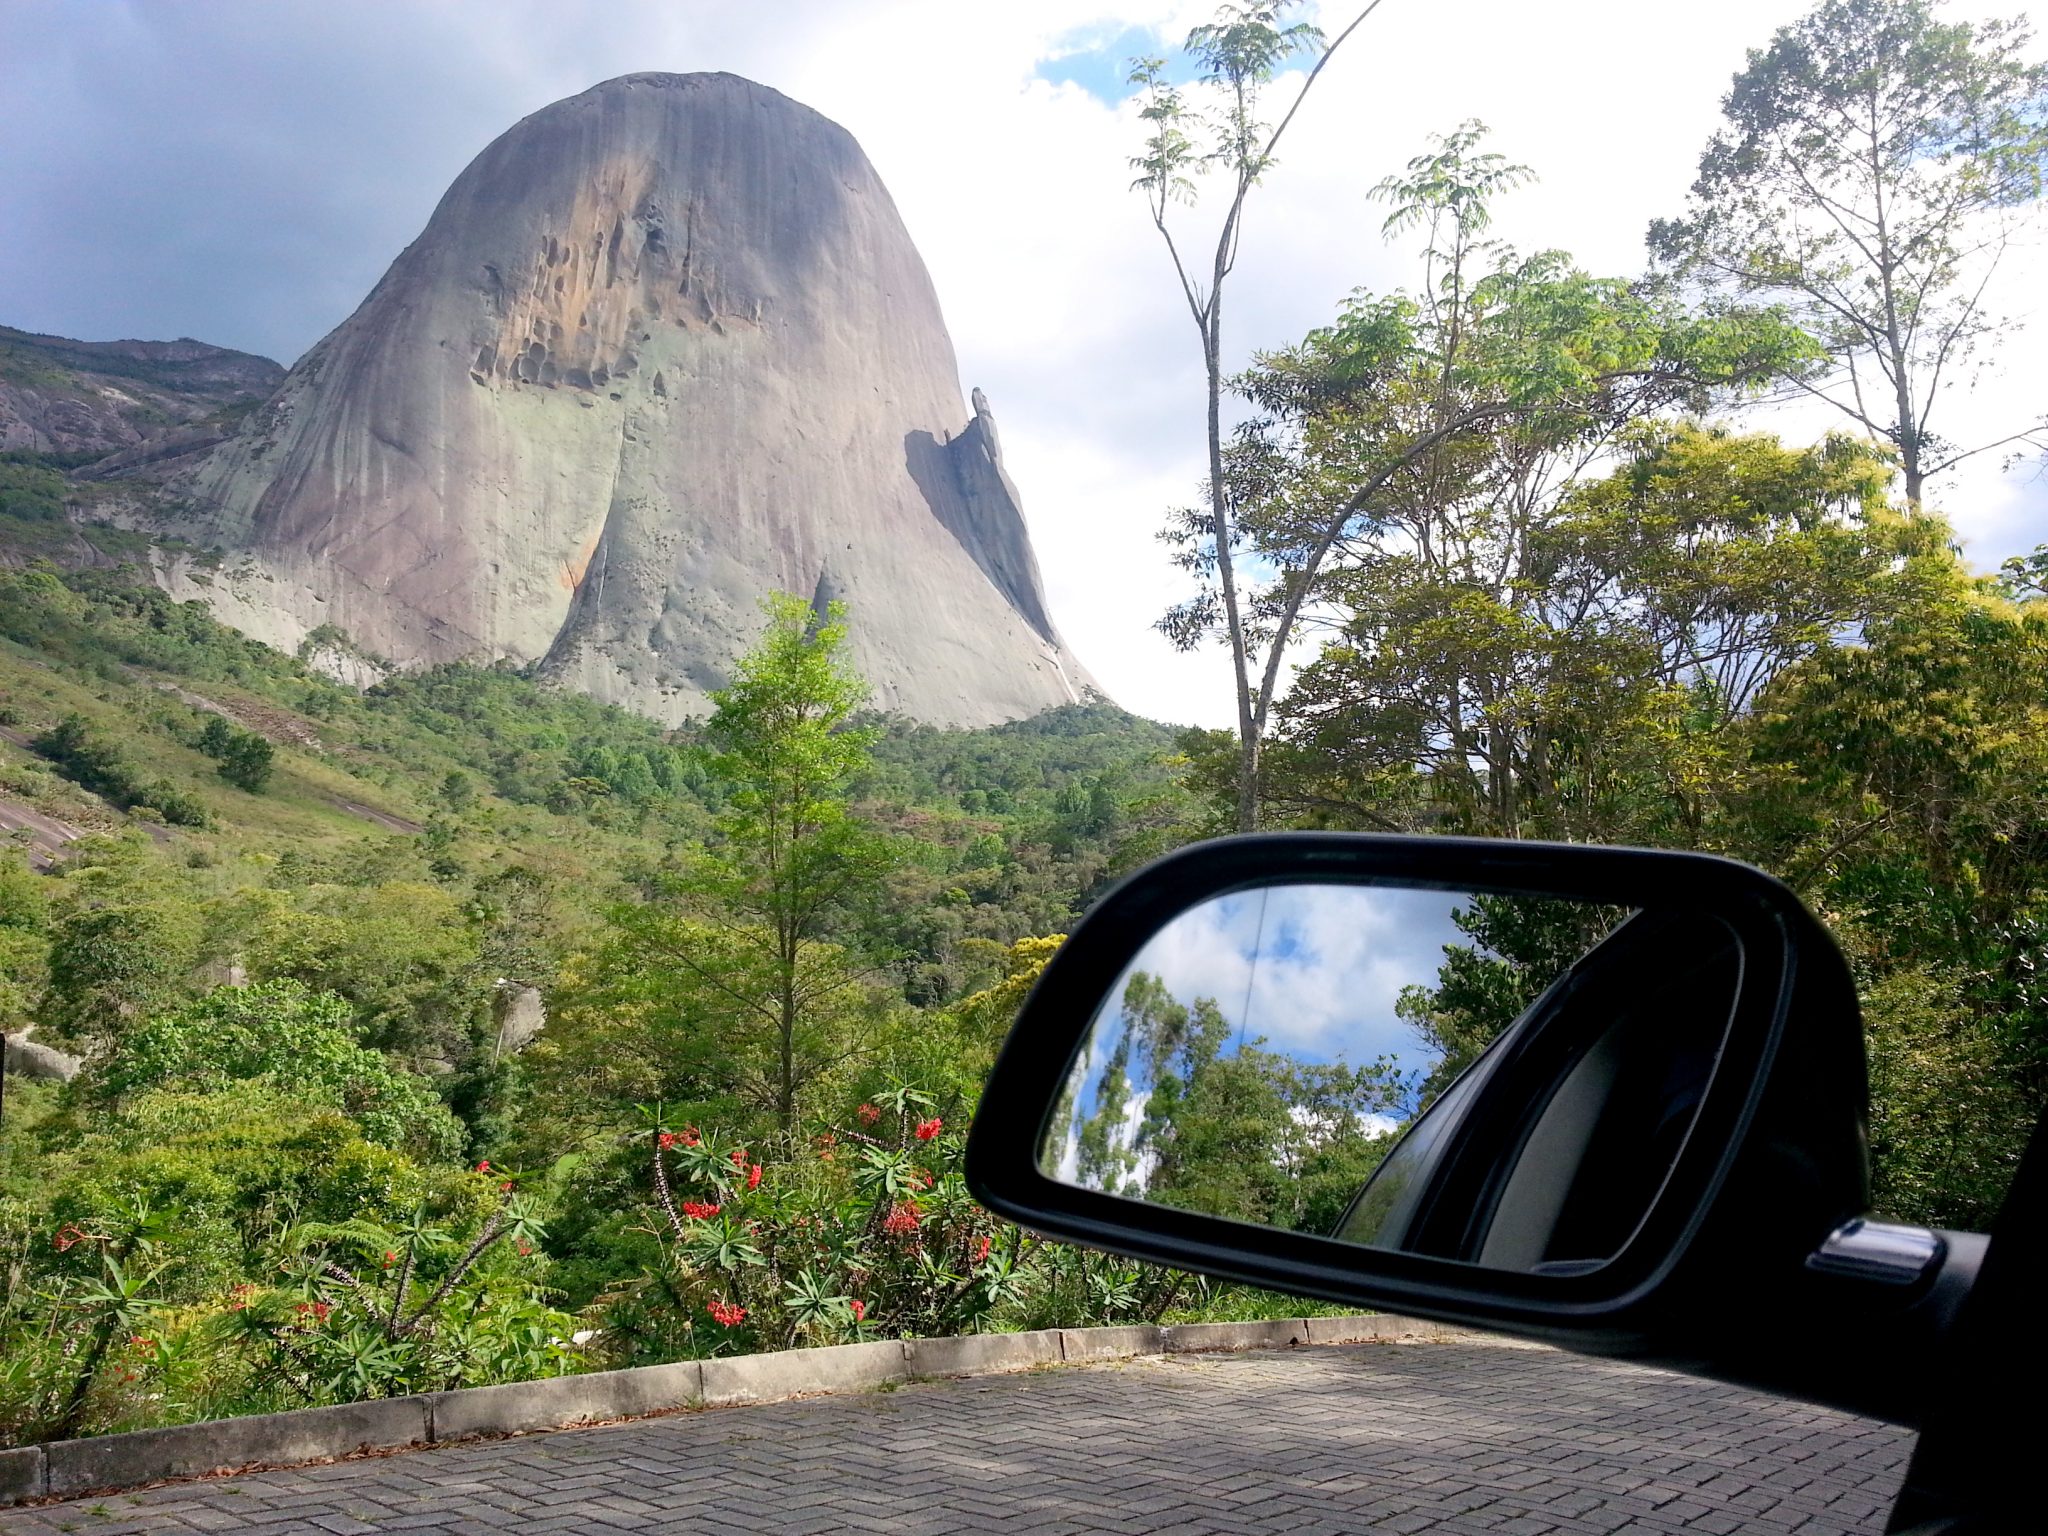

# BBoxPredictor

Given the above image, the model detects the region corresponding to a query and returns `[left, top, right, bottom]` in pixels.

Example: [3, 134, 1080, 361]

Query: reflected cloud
[1107, 883, 1470, 1069]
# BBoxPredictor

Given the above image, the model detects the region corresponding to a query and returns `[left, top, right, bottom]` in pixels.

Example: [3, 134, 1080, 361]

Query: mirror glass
[1039, 883, 1742, 1275]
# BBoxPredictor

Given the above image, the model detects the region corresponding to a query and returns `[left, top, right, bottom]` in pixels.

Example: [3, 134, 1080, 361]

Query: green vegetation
[0, 460, 67, 523]
[1649, 0, 2048, 506]
[194, 715, 275, 793]
[1136, 0, 2046, 1230]
[32, 714, 212, 826]
[0, 563, 1214, 1445]
[0, 0, 2042, 1453]
[1061, 969, 1405, 1237]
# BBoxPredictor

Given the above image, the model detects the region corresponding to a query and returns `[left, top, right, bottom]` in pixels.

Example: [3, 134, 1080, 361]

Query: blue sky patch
[1035, 24, 1198, 104]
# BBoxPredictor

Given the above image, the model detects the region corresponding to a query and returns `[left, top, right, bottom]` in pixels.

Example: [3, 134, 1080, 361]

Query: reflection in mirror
[1039, 884, 1742, 1276]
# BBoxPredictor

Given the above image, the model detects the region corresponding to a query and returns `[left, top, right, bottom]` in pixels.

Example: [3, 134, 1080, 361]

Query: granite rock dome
[171, 72, 1093, 724]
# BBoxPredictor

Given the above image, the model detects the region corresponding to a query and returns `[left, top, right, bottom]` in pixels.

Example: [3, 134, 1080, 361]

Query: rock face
[0, 325, 283, 460]
[171, 72, 1093, 725]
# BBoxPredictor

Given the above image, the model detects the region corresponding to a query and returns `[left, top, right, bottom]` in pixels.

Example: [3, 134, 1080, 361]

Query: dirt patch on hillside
[151, 680, 325, 752]
[320, 794, 422, 835]
[0, 793, 86, 869]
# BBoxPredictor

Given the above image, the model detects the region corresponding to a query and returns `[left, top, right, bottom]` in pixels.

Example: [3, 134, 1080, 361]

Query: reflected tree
[1062, 969, 1405, 1234]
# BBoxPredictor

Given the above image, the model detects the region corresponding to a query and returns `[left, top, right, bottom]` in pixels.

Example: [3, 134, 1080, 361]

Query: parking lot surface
[0, 1339, 1912, 1534]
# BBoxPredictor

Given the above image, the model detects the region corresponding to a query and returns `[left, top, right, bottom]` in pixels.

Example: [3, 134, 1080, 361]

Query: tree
[228, 881, 485, 1064]
[1650, 0, 2048, 505]
[42, 902, 190, 1049]
[1271, 424, 1904, 842]
[217, 731, 275, 793]
[1128, 0, 1382, 832]
[0, 852, 46, 1034]
[1395, 896, 1623, 1103]
[32, 714, 210, 826]
[1998, 541, 2048, 600]
[1058, 968, 1403, 1231]
[89, 978, 464, 1159]
[1283, 430, 1871, 838]
[1164, 124, 1810, 829]
[611, 596, 898, 1140]
[195, 716, 234, 758]
[1733, 553, 2048, 1225]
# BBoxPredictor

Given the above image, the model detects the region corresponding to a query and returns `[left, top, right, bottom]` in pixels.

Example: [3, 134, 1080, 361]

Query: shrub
[92, 980, 465, 1160]
[30, 714, 211, 826]
[193, 714, 275, 793]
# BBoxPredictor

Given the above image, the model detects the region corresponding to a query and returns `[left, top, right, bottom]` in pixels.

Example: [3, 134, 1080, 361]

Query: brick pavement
[0, 1339, 1912, 1534]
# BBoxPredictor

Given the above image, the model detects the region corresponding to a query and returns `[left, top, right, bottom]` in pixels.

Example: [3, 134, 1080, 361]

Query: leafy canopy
[1650, 0, 2048, 499]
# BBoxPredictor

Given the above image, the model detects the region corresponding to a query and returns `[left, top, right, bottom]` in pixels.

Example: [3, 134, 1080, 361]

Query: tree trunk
[1869, 117, 1922, 509]
[1205, 275, 1259, 833]
[777, 938, 797, 1140]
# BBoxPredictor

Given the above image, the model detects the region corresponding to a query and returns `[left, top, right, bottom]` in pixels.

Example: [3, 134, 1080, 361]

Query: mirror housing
[967, 835, 1961, 1422]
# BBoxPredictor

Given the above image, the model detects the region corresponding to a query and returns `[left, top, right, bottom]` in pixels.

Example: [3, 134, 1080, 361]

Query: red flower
[683, 1127, 701, 1147]
[516, 1240, 533, 1257]
[850, 1299, 866, 1322]
[707, 1299, 747, 1327]
[882, 1201, 922, 1236]
[857, 1103, 881, 1125]
[915, 1117, 943, 1141]
[746, 1163, 763, 1192]
[658, 1131, 678, 1150]
[476, 1160, 490, 1172]
[128, 1335, 150, 1349]
[312, 1301, 332, 1322]
[681, 1200, 721, 1221]
[918, 1170, 936, 1190]
[973, 1234, 992, 1264]
[53, 1223, 87, 1252]
[501, 1180, 514, 1193]
[730, 1147, 749, 1168]
[381, 1250, 396, 1269]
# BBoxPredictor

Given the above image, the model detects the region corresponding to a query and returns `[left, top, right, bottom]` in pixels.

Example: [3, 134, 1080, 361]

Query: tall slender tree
[607, 595, 897, 1139]
[1128, 0, 1383, 832]
[1650, 0, 2048, 505]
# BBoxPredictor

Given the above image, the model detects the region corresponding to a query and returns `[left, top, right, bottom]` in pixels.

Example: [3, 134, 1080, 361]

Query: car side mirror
[967, 835, 1969, 1422]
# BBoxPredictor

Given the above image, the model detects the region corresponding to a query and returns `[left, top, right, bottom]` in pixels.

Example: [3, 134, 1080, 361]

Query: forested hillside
[0, 547, 1227, 1445]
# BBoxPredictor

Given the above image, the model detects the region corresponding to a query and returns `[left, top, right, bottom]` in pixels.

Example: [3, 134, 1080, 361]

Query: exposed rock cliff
[0, 325, 283, 460]
[169, 72, 1093, 725]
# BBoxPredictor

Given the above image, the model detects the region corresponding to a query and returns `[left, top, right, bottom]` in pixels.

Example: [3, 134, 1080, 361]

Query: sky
[1049, 882, 1474, 1186]
[3, 0, 2044, 726]
[1101, 884, 1471, 1066]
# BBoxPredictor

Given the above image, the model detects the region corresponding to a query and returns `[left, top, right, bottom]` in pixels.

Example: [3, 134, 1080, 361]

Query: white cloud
[3, 0, 2041, 725]
[1101, 883, 1476, 1065]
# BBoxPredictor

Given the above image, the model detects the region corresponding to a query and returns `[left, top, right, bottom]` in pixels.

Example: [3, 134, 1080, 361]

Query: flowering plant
[625, 1084, 1011, 1356]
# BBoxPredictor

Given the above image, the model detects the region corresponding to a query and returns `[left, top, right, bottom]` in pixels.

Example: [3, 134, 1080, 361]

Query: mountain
[0, 325, 283, 462]
[159, 71, 1095, 726]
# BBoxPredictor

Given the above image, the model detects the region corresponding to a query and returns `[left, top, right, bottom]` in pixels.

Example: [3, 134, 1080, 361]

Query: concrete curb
[1, 1314, 1444, 1505]
[904, 1326, 1063, 1378]
[0, 1446, 44, 1506]
[1059, 1323, 1164, 1362]
[1163, 1317, 1309, 1352]
[43, 1398, 429, 1500]
[425, 1359, 703, 1441]
[701, 1339, 907, 1407]
[1306, 1313, 1471, 1345]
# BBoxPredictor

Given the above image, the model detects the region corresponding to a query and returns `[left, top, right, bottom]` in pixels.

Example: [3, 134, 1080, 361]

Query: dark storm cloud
[0, 2, 786, 365]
